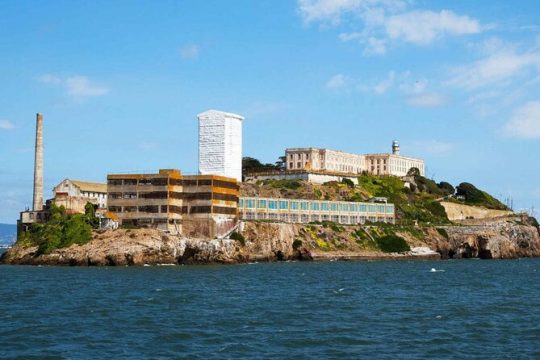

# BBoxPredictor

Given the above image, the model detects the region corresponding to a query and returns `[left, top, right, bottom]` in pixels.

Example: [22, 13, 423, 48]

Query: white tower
[392, 140, 400, 155]
[197, 110, 244, 182]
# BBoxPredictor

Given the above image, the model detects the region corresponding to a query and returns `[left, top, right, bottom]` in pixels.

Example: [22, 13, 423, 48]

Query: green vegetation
[356, 173, 450, 224]
[19, 203, 98, 255]
[242, 157, 280, 173]
[456, 182, 508, 210]
[436, 228, 449, 239]
[292, 238, 303, 250]
[261, 179, 303, 190]
[341, 178, 355, 188]
[375, 235, 411, 253]
[230, 231, 246, 246]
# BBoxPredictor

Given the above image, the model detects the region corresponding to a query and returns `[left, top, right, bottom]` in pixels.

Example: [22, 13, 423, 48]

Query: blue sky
[1, 0, 539, 223]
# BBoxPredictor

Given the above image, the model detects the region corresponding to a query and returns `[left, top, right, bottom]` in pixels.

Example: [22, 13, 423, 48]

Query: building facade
[285, 141, 424, 177]
[364, 154, 425, 177]
[286, 148, 366, 174]
[198, 110, 244, 182]
[53, 179, 108, 213]
[239, 197, 395, 224]
[107, 169, 239, 237]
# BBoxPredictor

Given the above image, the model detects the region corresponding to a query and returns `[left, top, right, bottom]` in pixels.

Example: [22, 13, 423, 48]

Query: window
[297, 162, 301, 168]
[279, 200, 288, 210]
[257, 200, 267, 209]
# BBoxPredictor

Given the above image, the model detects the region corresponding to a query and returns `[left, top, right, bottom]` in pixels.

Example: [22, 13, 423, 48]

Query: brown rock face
[2, 215, 538, 266]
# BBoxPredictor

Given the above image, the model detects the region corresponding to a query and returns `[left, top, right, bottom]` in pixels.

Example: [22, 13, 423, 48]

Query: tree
[437, 181, 455, 196]
[407, 167, 420, 177]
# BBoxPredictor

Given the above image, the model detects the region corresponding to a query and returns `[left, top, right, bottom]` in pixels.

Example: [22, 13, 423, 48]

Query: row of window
[110, 204, 237, 216]
[108, 178, 238, 189]
[108, 191, 238, 202]
[239, 198, 394, 214]
[240, 211, 393, 224]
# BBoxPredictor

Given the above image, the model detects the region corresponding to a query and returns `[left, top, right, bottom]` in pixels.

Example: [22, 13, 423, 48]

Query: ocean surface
[1, 260, 539, 359]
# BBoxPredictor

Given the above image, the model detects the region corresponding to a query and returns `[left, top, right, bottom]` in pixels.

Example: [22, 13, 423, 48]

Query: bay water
[1, 259, 539, 359]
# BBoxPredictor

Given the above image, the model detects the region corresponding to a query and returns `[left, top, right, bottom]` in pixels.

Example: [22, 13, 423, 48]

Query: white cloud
[373, 71, 395, 94]
[180, 45, 200, 59]
[384, 10, 481, 45]
[448, 48, 540, 89]
[406, 93, 446, 107]
[298, 0, 362, 25]
[39, 74, 109, 98]
[411, 140, 453, 154]
[38, 74, 61, 84]
[139, 142, 159, 150]
[503, 101, 540, 139]
[326, 73, 347, 89]
[65, 76, 109, 97]
[0, 120, 14, 130]
[299, 1, 482, 54]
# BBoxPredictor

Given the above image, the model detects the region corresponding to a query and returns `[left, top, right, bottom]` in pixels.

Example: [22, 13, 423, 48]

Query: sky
[0, 0, 539, 223]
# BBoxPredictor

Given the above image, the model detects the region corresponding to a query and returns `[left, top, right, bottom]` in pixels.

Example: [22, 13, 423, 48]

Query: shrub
[375, 235, 410, 253]
[456, 182, 508, 210]
[230, 232, 245, 246]
[437, 182, 455, 196]
[292, 239, 303, 250]
[22, 204, 94, 255]
[341, 178, 355, 188]
[436, 228, 449, 239]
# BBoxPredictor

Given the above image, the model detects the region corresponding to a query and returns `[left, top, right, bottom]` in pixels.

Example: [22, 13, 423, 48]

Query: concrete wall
[440, 201, 513, 221]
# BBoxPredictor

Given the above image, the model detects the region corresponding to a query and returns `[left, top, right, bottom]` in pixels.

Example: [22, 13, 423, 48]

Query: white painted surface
[198, 110, 243, 182]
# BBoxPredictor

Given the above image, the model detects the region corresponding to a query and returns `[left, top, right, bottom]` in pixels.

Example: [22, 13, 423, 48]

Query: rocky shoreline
[1, 215, 539, 266]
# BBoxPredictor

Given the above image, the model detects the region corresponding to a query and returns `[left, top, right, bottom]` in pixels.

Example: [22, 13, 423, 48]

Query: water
[1, 260, 539, 359]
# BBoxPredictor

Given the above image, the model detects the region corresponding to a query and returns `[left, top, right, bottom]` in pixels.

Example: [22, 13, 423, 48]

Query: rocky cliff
[1, 215, 539, 266]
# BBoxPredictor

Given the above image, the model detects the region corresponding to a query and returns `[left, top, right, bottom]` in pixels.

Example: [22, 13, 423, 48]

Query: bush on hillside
[341, 178, 355, 188]
[375, 235, 410, 253]
[230, 231, 245, 246]
[437, 182, 455, 196]
[21, 203, 97, 255]
[456, 182, 508, 210]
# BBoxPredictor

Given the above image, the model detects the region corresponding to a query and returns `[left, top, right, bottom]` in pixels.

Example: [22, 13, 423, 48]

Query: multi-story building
[107, 169, 184, 233]
[107, 169, 239, 237]
[53, 179, 108, 214]
[239, 197, 395, 224]
[365, 141, 425, 176]
[286, 148, 366, 174]
[198, 110, 244, 182]
[285, 141, 424, 177]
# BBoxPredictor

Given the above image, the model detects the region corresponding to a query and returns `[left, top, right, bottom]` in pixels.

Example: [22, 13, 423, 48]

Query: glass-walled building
[239, 197, 394, 224]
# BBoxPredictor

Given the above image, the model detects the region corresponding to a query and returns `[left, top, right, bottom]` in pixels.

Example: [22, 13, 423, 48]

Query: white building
[198, 110, 244, 182]
[286, 148, 366, 174]
[285, 141, 424, 177]
[365, 141, 425, 176]
[53, 179, 108, 211]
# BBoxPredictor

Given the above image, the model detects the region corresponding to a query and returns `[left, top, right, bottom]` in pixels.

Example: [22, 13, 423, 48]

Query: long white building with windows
[239, 197, 395, 224]
[284, 140, 424, 177]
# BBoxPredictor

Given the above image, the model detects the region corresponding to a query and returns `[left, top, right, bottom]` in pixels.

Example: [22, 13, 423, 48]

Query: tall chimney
[32, 113, 44, 211]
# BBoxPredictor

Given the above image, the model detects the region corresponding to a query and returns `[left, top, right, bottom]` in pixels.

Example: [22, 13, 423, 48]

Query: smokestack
[32, 113, 44, 211]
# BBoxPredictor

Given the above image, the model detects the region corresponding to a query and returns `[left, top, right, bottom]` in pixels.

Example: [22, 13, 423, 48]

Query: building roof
[70, 180, 107, 193]
[197, 109, 244, 121]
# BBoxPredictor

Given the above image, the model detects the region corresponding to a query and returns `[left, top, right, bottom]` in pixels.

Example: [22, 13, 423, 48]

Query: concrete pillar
[32, 113, 44, 211]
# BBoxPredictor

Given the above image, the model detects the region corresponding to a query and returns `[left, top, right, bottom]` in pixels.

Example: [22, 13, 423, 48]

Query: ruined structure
[53, 179, 108, 214]
[107, 169, 239, 237]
